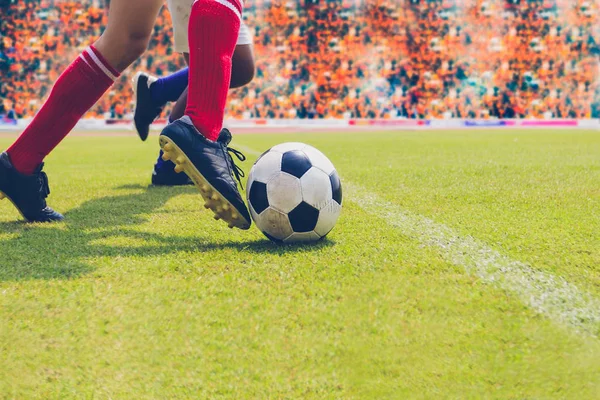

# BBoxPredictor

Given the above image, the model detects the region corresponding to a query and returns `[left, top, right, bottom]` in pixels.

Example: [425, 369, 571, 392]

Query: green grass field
[1, 129, 599, 398]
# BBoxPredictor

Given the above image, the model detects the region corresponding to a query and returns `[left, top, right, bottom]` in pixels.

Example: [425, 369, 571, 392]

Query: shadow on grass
[0, 185, 333, 281]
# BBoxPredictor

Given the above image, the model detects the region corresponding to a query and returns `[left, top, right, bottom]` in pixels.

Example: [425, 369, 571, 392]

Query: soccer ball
[247, 143, 342, 243]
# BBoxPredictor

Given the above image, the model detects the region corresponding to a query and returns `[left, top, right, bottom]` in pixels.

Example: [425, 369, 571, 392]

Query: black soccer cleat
[132, 72, 163, 142]
[158, 117, 251, 230]
[150, 130, 233, 186]
[151, 150, 193, 186]
[0, 152, 64, 222]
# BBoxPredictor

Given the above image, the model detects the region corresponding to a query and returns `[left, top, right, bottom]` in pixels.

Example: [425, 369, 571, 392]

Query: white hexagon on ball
[300, 167, 332, 210]
[266, 173, 303, 213]
[251, 151, 282, 183]
[302, 145, 336, 175]
[285, 231, 321, 243]
[314, 199, 342, 237]
[255, 207, 294, 241]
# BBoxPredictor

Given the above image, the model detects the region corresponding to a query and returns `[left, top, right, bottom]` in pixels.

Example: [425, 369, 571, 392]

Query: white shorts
[167, 0, 252, 53]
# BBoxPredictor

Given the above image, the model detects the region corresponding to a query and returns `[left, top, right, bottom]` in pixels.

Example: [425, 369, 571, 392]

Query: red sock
[185, 0, 242, 141]
[7, 45, 119, 174]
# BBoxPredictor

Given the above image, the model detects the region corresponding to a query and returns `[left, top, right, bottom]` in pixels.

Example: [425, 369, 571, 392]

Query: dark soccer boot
[132, 72, 163, 141]
[151, 150, 193, 186]
[151, 129, 234, 186]
[0, 152, 64, 222]
[158, 117, 251, 230]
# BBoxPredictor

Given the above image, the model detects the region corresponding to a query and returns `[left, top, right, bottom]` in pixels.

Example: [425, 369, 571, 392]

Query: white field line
[345, 182, 600, 337]
[238, 144, 600, 336]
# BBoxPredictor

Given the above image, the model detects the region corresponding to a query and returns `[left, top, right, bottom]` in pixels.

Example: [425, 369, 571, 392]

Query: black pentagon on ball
[288, 201, 319, 232]
[329, 170, 342, 205]
[248, 181, 269, 214]
[281, 150, 312, 178]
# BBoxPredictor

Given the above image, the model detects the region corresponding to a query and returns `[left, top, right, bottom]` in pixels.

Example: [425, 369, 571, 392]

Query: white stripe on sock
[85, 48, 117, 81]
[78, 54, 92, 68]
[213, 0, 242, 21]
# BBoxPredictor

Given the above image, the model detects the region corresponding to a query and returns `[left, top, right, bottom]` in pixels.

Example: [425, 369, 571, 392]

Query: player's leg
[159, 0, 252, 229]
[142, 0, 254, 193]
[132, 0, 192, 142]
[133, 1, 255, 141]
[168, 43, 255, 122]
[132, 68, 189, 142]
[135, 0, 194, 185]
[0, 0, 164, 222]
[94, 0, 164, 70]
[230, 23, 256, 89]
[183, 0, 241, 140]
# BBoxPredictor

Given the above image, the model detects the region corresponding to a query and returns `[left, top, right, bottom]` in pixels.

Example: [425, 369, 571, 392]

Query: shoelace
[225, 146, 246, 189]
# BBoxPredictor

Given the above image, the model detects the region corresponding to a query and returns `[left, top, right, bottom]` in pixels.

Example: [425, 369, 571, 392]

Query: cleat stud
[164, 144, 173, 151]
[176, 156, 186, 165]
[231, 213, 239, 220]
[216, 207, 223, 213]
[162, 153, 171, 161]
[174, 165, 185, 173]
[203, 203, 211, 209]
[201, 184, 210, 192]
[0, 192, 4, 200]
[222, 204, 230, 211]
[211, 194, 219, 201]
[228, 223, 235, 229]
[214, 215, 220, 221]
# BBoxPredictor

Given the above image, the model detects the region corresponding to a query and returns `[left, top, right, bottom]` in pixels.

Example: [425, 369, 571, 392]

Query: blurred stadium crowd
[1, 0, 599, 120]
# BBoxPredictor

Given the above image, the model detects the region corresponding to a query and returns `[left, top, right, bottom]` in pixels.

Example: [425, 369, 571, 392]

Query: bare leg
[95, 0, 164, 71]
[1, 0, 164, 223]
